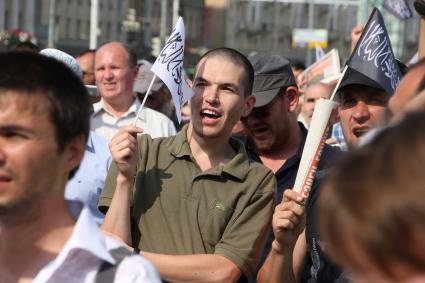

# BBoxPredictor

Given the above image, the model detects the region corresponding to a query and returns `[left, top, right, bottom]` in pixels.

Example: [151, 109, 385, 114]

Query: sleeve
[98, 161, 120, 214]
[214, 169, 276, 281]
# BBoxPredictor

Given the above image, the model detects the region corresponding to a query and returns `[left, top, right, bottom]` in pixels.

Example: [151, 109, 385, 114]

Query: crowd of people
[1, 4, 425, 283]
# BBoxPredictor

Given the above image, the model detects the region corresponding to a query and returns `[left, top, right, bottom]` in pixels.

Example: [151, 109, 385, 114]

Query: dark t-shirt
[300, 175, 349, 283]
[246, 123, 347, 282]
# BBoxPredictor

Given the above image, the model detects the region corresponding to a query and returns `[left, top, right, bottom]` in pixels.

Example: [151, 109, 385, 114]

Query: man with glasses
[242, 53, 340, 282]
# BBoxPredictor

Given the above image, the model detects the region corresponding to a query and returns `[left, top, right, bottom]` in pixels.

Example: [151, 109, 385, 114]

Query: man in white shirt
[0, 51, 160, 283]
[91, 41, 176, 141]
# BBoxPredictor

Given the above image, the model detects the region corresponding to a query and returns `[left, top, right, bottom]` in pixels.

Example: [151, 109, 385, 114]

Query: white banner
[151, 17, 194, 123]
[293, 99, 338, 198]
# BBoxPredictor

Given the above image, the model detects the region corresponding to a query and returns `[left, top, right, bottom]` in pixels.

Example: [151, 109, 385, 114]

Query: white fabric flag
[151, 17, 194, 123]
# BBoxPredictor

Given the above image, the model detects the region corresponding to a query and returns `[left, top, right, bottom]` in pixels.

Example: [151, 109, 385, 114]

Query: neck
[0, 197, 75, 282]
[186, 123, 236, 172]
[102, 95, 135, 118]
[258, 124, 302, 173]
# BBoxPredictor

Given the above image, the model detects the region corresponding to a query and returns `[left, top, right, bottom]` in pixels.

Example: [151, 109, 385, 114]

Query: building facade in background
[220, 0, 419, 66]
[0, 0, 420, 66]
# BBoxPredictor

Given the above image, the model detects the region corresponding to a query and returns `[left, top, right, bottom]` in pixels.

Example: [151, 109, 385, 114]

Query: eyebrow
[194, 77, 239, 90]
[193, 77, 207, 84]
[0, 124, 35, 134]
[221, 82, 239, 91]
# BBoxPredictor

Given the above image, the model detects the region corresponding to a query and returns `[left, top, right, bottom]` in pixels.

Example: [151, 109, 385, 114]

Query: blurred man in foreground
[0, 52, 160, 283]
[318, 110, 425, 283]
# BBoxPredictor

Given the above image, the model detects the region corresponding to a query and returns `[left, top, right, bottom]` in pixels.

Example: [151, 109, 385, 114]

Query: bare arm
[101, 126, 143, 246]
[141, 252, 241, 283]
[257, 190, 307, 283]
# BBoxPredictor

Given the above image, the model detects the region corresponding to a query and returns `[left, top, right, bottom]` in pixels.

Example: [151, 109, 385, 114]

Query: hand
[109, 126, 143, 180]
[272, 189, 306, 254]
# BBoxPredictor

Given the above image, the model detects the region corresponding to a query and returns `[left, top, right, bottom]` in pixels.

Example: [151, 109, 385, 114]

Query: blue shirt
[330, 122, 348, 151]
[65, 131, 111, 225]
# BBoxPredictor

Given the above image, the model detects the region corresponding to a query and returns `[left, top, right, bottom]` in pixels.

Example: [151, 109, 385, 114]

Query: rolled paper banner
[293, 98, 338, 199]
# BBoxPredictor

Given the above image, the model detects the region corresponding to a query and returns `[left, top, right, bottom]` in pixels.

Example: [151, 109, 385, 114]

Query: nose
[352, 101, 371, 123]
[205, 86, 219, 105]
[104, 68, 114, 80]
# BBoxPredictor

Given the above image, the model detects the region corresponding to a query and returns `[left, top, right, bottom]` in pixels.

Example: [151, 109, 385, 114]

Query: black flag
[384, 0, 413, 20]
[348, 8, 402, 95]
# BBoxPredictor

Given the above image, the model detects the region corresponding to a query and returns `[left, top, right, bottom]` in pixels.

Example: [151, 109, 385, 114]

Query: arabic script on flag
[384, 0, 412, 20]
[348, 8, 401, 95]
[151, 17, 194, 123]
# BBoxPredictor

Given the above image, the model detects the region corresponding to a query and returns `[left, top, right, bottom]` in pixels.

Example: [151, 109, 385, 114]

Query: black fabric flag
[384, 0, 413, 20]
[348, 8, 402, 95]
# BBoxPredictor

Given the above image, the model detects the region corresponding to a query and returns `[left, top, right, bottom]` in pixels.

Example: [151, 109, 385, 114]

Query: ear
[285, 86, 299, 113]
[63, 134, 86, 176]
[242, 95, 256, 118]
[335, 106, 341, 122]
[133, 64, 140, 81]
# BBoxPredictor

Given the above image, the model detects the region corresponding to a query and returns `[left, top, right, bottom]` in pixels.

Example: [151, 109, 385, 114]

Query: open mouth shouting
[200, 108, 221, 124]
[352, 127, 370, 138]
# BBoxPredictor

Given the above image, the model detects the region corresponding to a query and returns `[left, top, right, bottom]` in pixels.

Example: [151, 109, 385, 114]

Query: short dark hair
[77, 48, 96, 58]
[9, 41, 40, 53]
[290, 60, 306, 71]
[195, 47, 254, 97]
[0, 51, 90, 153]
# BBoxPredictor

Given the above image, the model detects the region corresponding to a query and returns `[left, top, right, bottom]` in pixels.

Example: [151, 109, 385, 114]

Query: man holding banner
[99, 48, 276, 282]
[240, 54, 340, 282]
[257, 7, 407, 283]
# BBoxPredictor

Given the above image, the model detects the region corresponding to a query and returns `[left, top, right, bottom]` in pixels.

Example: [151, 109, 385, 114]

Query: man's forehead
[340, 85, 388, 99]
[195, 56, 244, 81]
[96, 44, 129, 62]
[0, 90, 49, 114]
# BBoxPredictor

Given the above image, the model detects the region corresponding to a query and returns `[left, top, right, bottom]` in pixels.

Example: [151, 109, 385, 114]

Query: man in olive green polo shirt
[100, 48, 276, 282]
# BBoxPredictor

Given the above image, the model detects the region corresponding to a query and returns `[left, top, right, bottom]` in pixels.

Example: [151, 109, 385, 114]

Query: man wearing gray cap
[335, 67, 392, 150]
[241, 54, 340, 282]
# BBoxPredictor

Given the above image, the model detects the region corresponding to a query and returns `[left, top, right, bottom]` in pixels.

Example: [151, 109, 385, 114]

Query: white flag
[315, 43, 325, 62]
[151, 17, 194, 123]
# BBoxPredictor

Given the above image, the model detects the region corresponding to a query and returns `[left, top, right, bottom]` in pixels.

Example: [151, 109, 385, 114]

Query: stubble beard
[0, 189, 49, 226]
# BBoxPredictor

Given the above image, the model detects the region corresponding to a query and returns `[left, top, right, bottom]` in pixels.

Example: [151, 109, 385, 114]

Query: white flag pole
[330, 65, 349, 101]
[133, 74, 157, 126]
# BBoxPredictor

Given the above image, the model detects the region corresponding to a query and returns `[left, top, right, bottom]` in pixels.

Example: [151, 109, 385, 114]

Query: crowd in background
[1, 2, 425, 283]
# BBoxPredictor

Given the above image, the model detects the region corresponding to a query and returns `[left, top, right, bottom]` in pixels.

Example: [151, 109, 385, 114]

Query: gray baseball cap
[133, 61, 164, 94]
[249, 53, 296, 107]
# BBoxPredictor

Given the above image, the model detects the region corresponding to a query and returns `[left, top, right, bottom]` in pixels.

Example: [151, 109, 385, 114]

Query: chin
[254, 142, 274, 153]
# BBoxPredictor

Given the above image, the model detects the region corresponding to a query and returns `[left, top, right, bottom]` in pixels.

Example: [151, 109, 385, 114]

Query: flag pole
[133, 74, 157, 126]
[330, 65, 348, 101]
